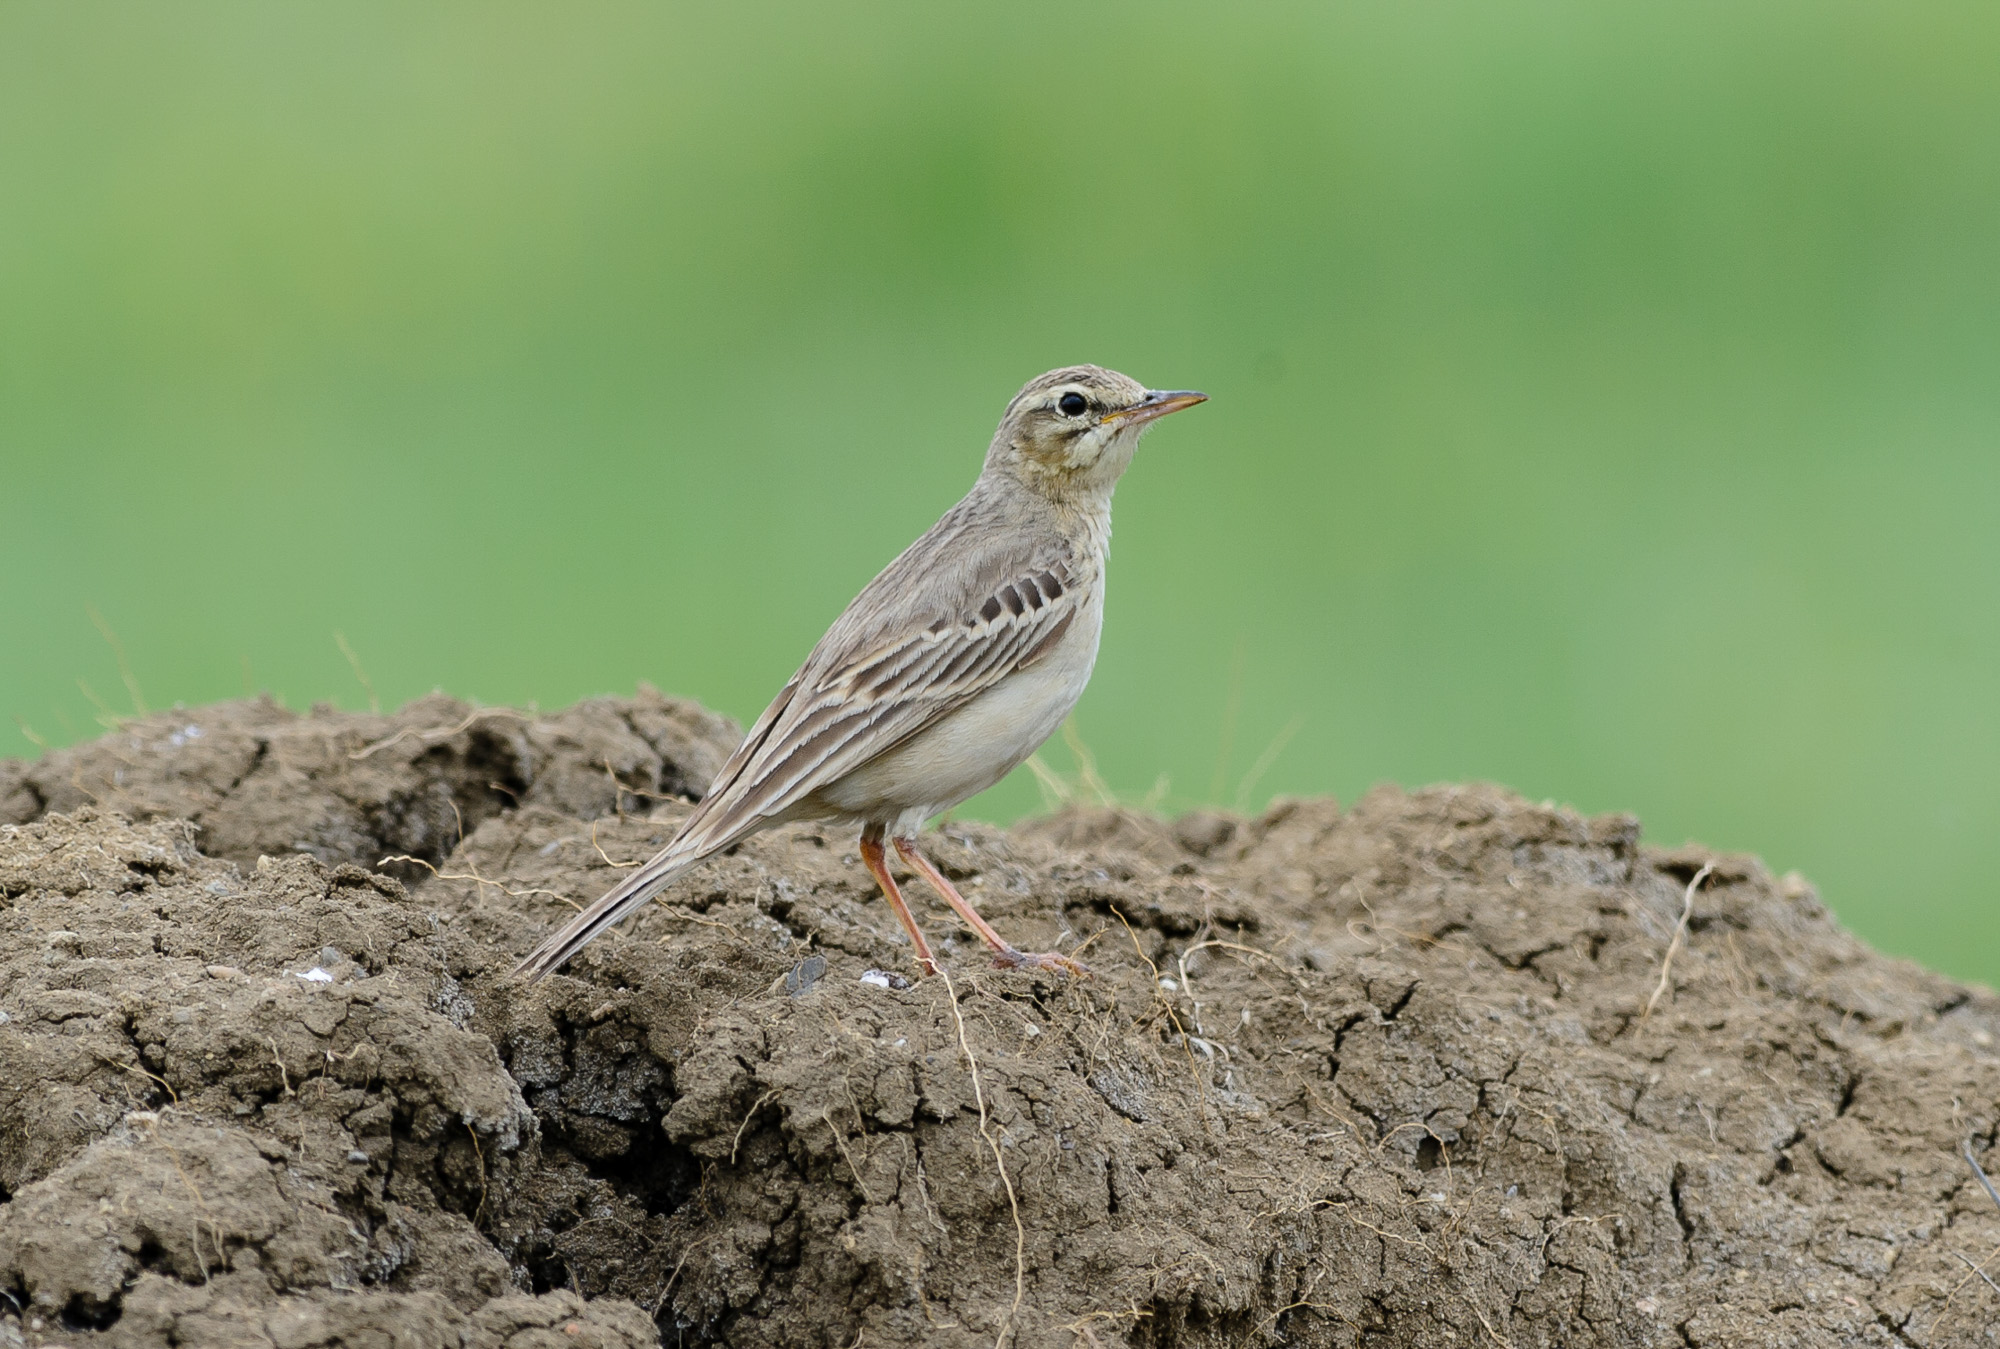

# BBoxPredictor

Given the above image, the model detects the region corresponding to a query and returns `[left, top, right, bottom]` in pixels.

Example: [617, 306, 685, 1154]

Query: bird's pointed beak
[1102, 389, 1208, 428]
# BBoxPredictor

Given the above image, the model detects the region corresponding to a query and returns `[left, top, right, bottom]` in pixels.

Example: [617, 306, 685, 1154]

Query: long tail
[511, 840, 706, 983]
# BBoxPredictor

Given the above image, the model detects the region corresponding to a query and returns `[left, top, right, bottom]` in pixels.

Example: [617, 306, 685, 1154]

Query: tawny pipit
[515, 366, 1205, 982]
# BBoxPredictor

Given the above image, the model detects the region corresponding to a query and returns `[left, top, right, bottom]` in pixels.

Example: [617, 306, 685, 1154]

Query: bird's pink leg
[893, 836, 1090, 977]
[860, 827, 939, 977]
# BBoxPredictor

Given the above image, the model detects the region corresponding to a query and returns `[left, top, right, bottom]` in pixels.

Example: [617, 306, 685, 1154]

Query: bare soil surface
[2, 694, 1997, 1348]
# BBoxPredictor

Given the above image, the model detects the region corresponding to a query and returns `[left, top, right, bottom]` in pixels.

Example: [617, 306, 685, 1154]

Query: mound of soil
[2, 695, 1997, 1348]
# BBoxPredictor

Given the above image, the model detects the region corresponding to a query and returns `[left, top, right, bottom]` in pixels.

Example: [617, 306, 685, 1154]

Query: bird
[513, 365, 1206, 983]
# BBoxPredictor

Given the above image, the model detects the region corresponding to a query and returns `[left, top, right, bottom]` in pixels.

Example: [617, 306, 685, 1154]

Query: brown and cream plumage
[514, 365, 1205, 982]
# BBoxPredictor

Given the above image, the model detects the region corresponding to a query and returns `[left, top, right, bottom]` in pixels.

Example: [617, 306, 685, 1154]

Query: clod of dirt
[3, 695, 1998, 1349]
[0, 687, 738, 871]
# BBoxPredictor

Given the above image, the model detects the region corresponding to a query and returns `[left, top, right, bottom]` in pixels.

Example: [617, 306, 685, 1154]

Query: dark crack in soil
[2, 695, 1997, 1348]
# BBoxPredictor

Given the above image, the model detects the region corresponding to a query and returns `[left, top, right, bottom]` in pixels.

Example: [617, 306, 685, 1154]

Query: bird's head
[986, 365, 1206, 499]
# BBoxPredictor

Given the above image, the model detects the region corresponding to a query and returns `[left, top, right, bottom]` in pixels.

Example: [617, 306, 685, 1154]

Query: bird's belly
[818, 620, 1099, 822]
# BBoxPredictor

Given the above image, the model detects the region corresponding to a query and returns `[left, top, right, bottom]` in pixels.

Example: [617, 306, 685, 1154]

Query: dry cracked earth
[1, 691, 1997, 1348]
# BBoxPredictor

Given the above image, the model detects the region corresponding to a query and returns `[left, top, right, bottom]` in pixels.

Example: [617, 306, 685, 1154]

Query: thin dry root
[349, 707, 530, 760]
[939, 969, 1026, 1349]
[1643, 862, 1712, 1022]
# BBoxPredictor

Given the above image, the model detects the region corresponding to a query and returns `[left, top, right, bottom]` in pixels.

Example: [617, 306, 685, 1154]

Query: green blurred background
[3, 3, 1996, 985]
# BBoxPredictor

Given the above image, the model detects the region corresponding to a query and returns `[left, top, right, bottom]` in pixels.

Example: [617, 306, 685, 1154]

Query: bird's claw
[992, 947, 1092, 978]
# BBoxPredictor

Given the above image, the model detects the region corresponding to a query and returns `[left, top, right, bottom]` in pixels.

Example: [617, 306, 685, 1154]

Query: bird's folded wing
[671, 558, 1081, 853]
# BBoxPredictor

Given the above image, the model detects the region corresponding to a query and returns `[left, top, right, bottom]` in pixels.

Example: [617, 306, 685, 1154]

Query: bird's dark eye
[1058, 392, 1088, 417]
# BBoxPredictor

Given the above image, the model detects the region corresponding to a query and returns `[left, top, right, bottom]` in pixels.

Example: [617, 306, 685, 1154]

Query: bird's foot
[992, 947, 1092, 978]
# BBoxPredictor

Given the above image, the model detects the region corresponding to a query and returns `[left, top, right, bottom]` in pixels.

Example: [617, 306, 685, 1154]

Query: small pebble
[859, 969, 911, 990]
[784, 954, 828, 997]
[205, 965, 240, 980]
